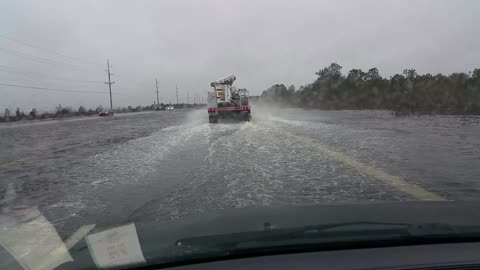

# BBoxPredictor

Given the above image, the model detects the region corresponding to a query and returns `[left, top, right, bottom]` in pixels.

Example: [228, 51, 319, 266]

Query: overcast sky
[1, 0, 479, 111]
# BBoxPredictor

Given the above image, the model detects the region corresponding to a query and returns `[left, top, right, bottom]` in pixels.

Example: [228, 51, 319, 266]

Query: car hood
[65, 201, 480, 269]
[132, 201, 480, 259]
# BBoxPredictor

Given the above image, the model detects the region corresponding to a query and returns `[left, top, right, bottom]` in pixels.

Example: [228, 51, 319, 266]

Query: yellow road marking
[0, 159, 23, 169]
[51, 143, 87, 154]
[284, 131, 446, 201]
[64, 224, 96, 250]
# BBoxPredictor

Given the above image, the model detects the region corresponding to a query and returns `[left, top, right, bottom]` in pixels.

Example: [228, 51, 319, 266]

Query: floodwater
[1, 107, 480, 237]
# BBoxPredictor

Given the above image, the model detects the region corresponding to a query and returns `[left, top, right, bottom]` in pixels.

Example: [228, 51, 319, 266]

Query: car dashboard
[166, 242, 480, 270]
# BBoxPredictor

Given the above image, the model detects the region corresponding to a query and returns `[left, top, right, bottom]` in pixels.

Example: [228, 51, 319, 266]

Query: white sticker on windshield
[86, 223, 146, 269]
[0, 207, 73, 270]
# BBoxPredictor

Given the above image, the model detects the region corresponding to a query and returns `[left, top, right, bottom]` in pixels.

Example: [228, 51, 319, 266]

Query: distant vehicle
[208, 74, 251, 123]
[165, 105, 174, 110]
[98, 111, 114, 117]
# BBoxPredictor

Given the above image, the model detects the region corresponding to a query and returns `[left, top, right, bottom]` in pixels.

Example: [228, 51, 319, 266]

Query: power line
[0, 47, 89, 71]
[0, 47, 92, 72]
[2, 76, 38, 85]
[0, 65, 103, 84]
[0, 34, 100, 66]
[0, 83, 106, 94]
[0, 82, 130, 96]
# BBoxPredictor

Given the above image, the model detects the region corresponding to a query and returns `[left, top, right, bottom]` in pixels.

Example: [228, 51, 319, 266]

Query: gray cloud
[1, 0, 479, 111]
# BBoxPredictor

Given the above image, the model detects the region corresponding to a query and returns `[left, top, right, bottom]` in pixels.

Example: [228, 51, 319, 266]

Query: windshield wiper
[175, 221, 408, 248]
[172, 221, 480, 258]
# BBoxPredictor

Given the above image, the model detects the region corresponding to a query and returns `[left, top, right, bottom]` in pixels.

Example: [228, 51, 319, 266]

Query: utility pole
[155, 78, 160, 105]
[104, 59, 115, 111]
[176, 84, 179, 104]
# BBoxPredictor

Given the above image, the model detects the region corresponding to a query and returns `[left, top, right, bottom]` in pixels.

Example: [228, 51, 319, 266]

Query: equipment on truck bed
[207, 74, 251, 123]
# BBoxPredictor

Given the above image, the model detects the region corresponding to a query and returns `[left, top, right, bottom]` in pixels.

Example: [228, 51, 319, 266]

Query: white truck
[207, 74, 251, 123]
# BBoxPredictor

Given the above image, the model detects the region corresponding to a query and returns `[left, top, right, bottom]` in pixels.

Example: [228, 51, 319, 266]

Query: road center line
[284, 131, 446, 201]
[0, 159, 24, 169]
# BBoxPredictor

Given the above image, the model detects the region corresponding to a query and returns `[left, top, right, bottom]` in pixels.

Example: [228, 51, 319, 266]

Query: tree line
[0, 103, 197, 123]
[260, 63, 480, 115]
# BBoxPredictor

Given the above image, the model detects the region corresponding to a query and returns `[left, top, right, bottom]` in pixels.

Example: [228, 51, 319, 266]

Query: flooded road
[1, 108, 480, 238]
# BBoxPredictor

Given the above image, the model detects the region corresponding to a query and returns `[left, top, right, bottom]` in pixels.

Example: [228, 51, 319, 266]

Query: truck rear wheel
[240, 112, 251, 122]
[209, 115, 218, 123]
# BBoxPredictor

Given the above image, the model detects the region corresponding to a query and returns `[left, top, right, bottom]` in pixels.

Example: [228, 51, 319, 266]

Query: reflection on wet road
[1, 108, 480, 237]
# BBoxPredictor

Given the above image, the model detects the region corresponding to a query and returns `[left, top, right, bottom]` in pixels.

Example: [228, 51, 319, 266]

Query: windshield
[1, 0, 480, 269]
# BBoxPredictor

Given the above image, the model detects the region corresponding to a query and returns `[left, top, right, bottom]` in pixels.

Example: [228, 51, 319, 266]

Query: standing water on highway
[2, 108, 480, 235]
